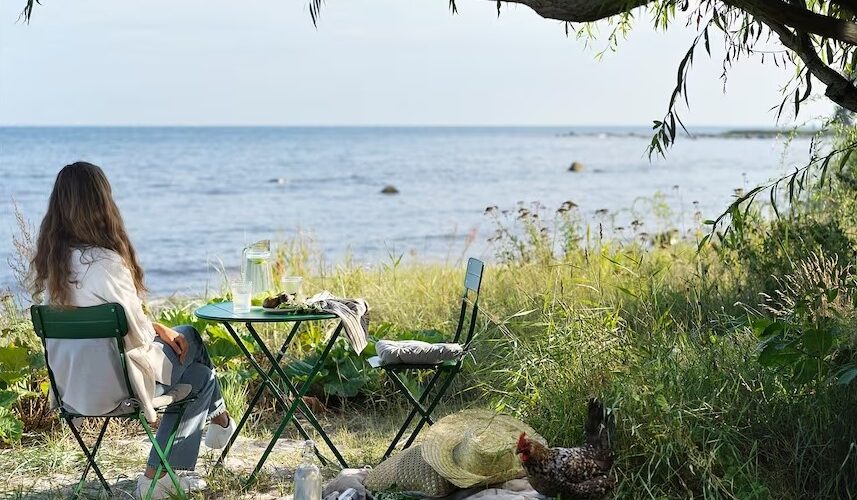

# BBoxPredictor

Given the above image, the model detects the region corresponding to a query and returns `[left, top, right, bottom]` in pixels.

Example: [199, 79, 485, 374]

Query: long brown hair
[31, 162, 145, 306]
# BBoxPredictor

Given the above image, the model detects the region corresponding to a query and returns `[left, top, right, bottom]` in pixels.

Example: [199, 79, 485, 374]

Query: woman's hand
[153, 323, 189, 364]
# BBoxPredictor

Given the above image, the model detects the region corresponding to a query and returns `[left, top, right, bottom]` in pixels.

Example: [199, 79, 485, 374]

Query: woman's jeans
[149, 325, 225, 470]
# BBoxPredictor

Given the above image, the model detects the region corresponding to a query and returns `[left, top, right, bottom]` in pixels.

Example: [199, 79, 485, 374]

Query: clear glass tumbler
[231, 280, 253, 314]
[280, 276, 303, 295]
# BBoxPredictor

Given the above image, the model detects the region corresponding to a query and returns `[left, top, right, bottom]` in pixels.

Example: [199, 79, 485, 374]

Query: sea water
[0, 126, 813, 297]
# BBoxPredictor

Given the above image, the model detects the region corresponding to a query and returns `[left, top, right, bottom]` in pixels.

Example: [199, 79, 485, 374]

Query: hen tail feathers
[584, 397, 615, 450]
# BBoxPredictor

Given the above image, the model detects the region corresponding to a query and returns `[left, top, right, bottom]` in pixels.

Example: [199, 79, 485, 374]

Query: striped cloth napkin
[306, 291, 369, 354]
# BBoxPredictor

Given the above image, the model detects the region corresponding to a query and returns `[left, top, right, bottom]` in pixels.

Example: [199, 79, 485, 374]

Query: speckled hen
[515, 398, 615, 499]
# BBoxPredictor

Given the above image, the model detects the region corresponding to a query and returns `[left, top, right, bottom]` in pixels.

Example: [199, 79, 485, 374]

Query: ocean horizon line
[0, 123, 784, 130]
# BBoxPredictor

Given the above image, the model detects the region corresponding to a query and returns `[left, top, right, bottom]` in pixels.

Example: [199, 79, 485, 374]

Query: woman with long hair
[30, 162, 235, 499]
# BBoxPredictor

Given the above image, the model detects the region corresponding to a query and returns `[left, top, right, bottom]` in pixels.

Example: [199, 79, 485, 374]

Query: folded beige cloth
[323, 468, 372, 500]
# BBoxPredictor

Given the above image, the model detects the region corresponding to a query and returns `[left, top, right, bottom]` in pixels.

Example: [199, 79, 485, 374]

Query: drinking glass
[232, 280, 253, 314]
[280, 276, 303, 295]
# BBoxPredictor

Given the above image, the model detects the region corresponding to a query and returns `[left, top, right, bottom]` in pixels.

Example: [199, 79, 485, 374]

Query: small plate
[261, 305, 301, 314]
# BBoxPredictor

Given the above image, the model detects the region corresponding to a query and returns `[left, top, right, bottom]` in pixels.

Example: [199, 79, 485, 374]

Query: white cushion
[375, 340, 463, 366]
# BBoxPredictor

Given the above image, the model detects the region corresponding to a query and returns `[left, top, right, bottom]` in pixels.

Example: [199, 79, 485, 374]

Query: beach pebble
[381, 185, 399, 195]
[568, 161, 585, 172]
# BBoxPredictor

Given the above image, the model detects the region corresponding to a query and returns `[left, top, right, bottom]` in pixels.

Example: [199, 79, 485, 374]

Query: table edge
[194, 302, 339, 322]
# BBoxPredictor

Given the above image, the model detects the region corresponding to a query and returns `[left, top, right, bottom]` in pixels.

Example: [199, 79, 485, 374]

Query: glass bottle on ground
[294, 440, 322, 500]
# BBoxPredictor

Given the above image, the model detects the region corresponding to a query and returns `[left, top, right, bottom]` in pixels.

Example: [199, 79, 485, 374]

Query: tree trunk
[491, 0, 655, 22]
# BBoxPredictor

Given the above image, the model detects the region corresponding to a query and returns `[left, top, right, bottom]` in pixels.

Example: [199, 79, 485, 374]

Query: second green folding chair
[368, 257, 484, 461]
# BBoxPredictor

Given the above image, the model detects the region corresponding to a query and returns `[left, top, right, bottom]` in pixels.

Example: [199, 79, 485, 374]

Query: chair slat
[464, 258, 484, 293]
[31, 304, 129, 339]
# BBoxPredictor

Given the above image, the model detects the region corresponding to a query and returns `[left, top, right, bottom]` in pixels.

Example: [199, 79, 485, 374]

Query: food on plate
[262, 292, 298, 309]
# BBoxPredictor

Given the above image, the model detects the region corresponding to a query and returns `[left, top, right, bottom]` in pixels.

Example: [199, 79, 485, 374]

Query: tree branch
[493, 0, 655, 22]
[493, 0, 857, 40]
[726, 0, 857, 45]
[831, 0, 857, 17]
[765, 20, 857, 112]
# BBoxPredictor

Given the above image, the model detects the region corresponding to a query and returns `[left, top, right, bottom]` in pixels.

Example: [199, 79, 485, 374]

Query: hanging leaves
[308, 0, 324, 27]
[647, 27, 705, 158]
[700, 141, 857, 251]
[18, 0, 40, 23]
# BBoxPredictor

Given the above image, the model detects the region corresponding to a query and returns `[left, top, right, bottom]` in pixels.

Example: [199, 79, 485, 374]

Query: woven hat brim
[365, 445, 455, 496]
[421, 410, 546, 488]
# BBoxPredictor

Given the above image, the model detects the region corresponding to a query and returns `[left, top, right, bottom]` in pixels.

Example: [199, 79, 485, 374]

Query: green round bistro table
[195, 301, 347, 484]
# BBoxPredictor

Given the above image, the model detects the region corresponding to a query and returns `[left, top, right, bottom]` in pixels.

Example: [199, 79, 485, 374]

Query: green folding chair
[369, 257, 484, 461]
[31, 303, 194, 499]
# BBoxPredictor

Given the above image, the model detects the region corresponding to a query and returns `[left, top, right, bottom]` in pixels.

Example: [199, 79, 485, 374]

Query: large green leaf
[285, 359, 314, 378]
[758, 339, 801, 368]
[751, 318, 772, 338]
[0, 390, 17, 408]
[759, 321, 785, 339]
[792, 358, 825, 385]
[401, 329, 446, 343]
[284, 359, 329, 384]
[0, 346, 30, 385]
[801, 328, 834, 357]
[205, 325, 246, 361]
[324, 368, 368, 398]
[0, 407, 23, 444]
[836, 364, 857, 385]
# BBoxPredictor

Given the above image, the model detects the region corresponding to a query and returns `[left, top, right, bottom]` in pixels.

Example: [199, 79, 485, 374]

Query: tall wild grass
[3, 196, 856, 498]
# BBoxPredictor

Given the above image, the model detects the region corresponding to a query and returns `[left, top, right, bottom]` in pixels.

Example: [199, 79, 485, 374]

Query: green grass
[0, 408, 412, 499]
[233, 237, 856, 498]
[4, 228, 857, 498]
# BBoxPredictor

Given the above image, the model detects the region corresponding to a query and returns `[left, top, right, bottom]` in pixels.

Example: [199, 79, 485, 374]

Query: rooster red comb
[517, 432, 528, 448]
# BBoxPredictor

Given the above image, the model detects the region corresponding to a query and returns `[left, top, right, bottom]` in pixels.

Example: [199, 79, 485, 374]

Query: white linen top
[40, 247, 172, 422]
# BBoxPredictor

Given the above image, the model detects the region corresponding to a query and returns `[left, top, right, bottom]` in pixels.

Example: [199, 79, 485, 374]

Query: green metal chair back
[452, 257, 484, 346]
[30, 303, 136, 416]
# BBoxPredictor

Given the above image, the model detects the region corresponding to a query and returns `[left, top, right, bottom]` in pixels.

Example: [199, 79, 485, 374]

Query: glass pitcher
[241, 240, 274, 297]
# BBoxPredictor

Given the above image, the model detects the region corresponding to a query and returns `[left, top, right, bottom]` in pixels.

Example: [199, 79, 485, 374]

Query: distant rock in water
[381, 185, 399, 195]
[568, 161, 585, 172]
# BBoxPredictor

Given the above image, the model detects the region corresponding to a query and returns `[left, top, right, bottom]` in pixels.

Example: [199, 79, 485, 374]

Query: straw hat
[421, 410, 546, 488]
[364, 445, 455, 496]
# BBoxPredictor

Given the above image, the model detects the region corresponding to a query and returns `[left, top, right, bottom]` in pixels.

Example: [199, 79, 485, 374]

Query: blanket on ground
[325, 470, 545, 500]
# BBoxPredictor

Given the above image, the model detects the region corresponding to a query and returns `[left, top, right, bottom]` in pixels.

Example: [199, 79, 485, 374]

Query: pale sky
[0, 0, 832, 126]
